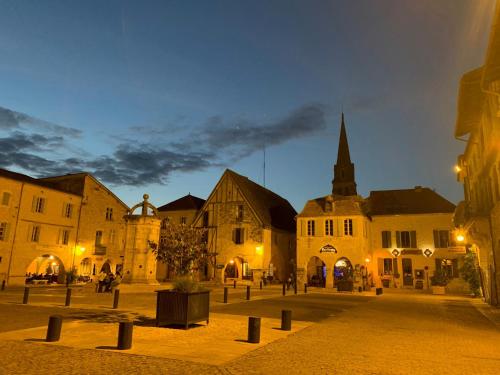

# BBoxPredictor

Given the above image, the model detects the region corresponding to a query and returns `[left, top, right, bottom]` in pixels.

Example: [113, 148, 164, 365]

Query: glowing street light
[454, 165, 462, 173]
[255, 245, 263, 255]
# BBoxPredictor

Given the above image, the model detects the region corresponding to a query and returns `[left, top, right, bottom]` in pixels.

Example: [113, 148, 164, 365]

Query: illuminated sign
[320, 244, 337, 253]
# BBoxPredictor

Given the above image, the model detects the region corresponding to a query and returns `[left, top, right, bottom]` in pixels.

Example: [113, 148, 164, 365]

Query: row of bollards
[22, 287, 121, 309]
[45, 315, 132, 350]
[247, 309, 292, 344]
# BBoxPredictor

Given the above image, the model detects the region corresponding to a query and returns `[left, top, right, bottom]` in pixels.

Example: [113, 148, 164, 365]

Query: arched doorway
[307, 256, 326, 287]
[224, 256, 245, 281]
[334, 257, 353, 291]
[25, 254, 66, 284]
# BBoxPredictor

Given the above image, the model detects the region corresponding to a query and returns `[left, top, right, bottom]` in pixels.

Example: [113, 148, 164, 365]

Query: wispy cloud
[0, 103, 327, 186]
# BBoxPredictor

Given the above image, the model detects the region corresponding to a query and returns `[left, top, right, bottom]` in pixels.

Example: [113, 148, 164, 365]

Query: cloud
[0, 106, 82, 137]
[0, 103, 327, 186]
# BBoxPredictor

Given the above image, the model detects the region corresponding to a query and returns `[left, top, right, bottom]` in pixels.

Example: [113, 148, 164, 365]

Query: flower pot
[155, 289, 210, 329]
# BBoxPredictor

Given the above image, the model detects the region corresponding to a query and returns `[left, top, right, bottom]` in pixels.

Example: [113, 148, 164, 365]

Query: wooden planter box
[336, 280, 354, 292]
[432, 286, 446, 295]
[156, 289, 210, 329]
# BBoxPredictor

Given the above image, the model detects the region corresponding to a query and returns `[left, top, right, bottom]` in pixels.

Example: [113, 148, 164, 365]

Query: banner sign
[320, 244, 337, 253]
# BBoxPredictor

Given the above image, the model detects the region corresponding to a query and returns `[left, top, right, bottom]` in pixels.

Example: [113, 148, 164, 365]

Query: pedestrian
[110, 272, 122, 292]
[97, 270, 107, 293]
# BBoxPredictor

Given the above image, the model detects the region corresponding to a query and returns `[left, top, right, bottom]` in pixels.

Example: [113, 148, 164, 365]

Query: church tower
[332, 113, 357, 196]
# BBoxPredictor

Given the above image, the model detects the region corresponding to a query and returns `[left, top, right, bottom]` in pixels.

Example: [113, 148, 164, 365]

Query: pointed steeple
[332, 113, 357, 196]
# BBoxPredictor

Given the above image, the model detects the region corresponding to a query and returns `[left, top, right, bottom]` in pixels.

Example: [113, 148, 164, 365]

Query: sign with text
[320, 244, 337, 253]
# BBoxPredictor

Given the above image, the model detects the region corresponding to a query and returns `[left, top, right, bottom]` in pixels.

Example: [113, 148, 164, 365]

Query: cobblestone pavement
[0, 290, 498, 375]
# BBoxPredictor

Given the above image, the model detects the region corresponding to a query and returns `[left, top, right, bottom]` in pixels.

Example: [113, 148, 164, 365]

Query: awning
[454, 67, 485, 137]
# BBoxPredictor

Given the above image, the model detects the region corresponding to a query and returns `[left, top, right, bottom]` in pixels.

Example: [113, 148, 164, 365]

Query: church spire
[332, 113, 357, 196]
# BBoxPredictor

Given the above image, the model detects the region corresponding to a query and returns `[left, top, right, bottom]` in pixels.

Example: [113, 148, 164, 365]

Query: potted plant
[430, 269, 448, 295]
[460, 252, 481, 297]
[149, 224, 214, 329]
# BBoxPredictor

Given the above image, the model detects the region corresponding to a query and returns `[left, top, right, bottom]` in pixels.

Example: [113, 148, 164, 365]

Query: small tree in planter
[460, 252, 481, 297]
[430, 269, 448, 295]
[148, 224, 214, 329]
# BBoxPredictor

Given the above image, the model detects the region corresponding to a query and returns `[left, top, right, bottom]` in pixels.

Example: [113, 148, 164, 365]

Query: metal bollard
[246, 285, 251, 300]
[260, 280, 263, 290]
[223, 287, 228, 303]
[23, 287, 30, 304]
[113, 289, 120, 309]
[46, 315, 63, 342]
[304, 283, 308, 294]
[117, 321, 133, 350]
[65, 288, 72, 307]
[294, 282, 297, 295]
[233, 279, 237, 289]
[1, 280, 5, 291]
[281, 310, 292, 331]
[282, 282, 286, 296]
[247, 316, 261, 343]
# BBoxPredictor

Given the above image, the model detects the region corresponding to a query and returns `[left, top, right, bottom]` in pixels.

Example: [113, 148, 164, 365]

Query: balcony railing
[93, 245, 107, 256]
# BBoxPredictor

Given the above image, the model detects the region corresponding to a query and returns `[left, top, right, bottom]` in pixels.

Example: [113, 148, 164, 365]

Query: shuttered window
[396, 231, 417, 248]
[233, 228, 245, 244]
[381, 231, 392, 248]
[0, 222, 8, 241]
[344, 219, 353, 236]
[32, 197, 46, 213]
[307, 220, 315, 236]
[433, 230, 450, 248]
[325, 220, 334, 236]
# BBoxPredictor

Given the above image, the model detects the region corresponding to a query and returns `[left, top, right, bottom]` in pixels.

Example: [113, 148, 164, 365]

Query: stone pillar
[122, 194, 161, 285]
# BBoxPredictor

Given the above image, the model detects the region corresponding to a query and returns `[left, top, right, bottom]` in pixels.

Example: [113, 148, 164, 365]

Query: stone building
[0, 169, 129, 285]
[156, 194, 205, 281]
[454, 3, 500, 305]
[192, 169, 296, 284]
[297, 115, 463, 292]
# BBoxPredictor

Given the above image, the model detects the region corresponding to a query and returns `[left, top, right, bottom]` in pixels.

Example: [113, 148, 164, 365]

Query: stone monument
[122, 194, 161, 284]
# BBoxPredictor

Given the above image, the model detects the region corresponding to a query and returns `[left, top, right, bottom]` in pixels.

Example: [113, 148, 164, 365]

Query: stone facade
[192, 169, 296, 284]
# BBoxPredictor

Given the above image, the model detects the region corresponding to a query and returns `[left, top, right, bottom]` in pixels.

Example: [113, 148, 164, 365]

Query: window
[0, 223, 8, 241]
[325, 220, 334, 236]
[383, 258, 393, 274]
[233, 228, 244, 244]
[433, 230, 450, 248]
[161, 218, 169, 229]
[59, 229, 70, 245]
[381, 231, 392, 248]
[180, 216, 187, 225]
[105, 208, 113, 221]
[307, 220, 315, 236]
[31, 225, 41, 242]
[202, 211, 209, 227]
[436, 258, 459, 279]
[236, 205, 244, 221]
[33, 196, 45, 213]
[95, 230, 103, 246]
[344, 219, 353, 236]
[1, 192, 11, 206]
[63, 203, 73, 218]
[396, 231, 417, 248]
[325, 201, 332, 212]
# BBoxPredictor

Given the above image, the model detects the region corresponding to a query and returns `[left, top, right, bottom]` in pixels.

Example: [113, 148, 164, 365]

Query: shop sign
[423, 248, 433, 258]
[320, 244, 337, 253]
[401, 249, 422, 255]
[447, 246, 466, 254]
[391, 249, 400, 257]
[216, 264, 225, 269]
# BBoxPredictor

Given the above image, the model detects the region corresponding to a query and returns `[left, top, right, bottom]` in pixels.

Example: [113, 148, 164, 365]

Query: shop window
[436, 258, 459, 279]
[383, 258, 393, 274]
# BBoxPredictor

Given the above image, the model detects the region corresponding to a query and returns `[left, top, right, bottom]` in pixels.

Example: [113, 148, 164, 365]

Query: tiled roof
[367, 187, 455, 215]
[297, 195, 365, 217]
[226, 169, 297, 232]
[0, 168, 82, 196]
[158, 194, 205, 212]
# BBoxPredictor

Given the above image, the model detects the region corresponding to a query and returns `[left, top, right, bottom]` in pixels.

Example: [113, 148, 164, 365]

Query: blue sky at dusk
[0, 0, 495, 210]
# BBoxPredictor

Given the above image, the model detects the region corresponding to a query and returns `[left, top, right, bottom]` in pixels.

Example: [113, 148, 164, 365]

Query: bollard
[376, 287, 383, 295]
[113, 289, 120, 309]
[247, 317, 261, 343]
[304, 283, 308, 294]
[46, 315, 63, 342]
[260, 280, 262, 290]
[282, 282, 286, 296]
[22, 287, 30, 304]
[294, 282, 297, 295]
[65, 288, 72, 307]
[246, 285, 251, 300]
[281, 310, 292, 331]
[117, 321, 133, 350]
[233, 279, 237, 289]
[1, 280, 5, 291]
[223, 287, 228, 303]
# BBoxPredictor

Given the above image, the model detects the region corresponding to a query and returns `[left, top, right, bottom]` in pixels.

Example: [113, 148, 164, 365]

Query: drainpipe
[6, 182, 25, 284]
